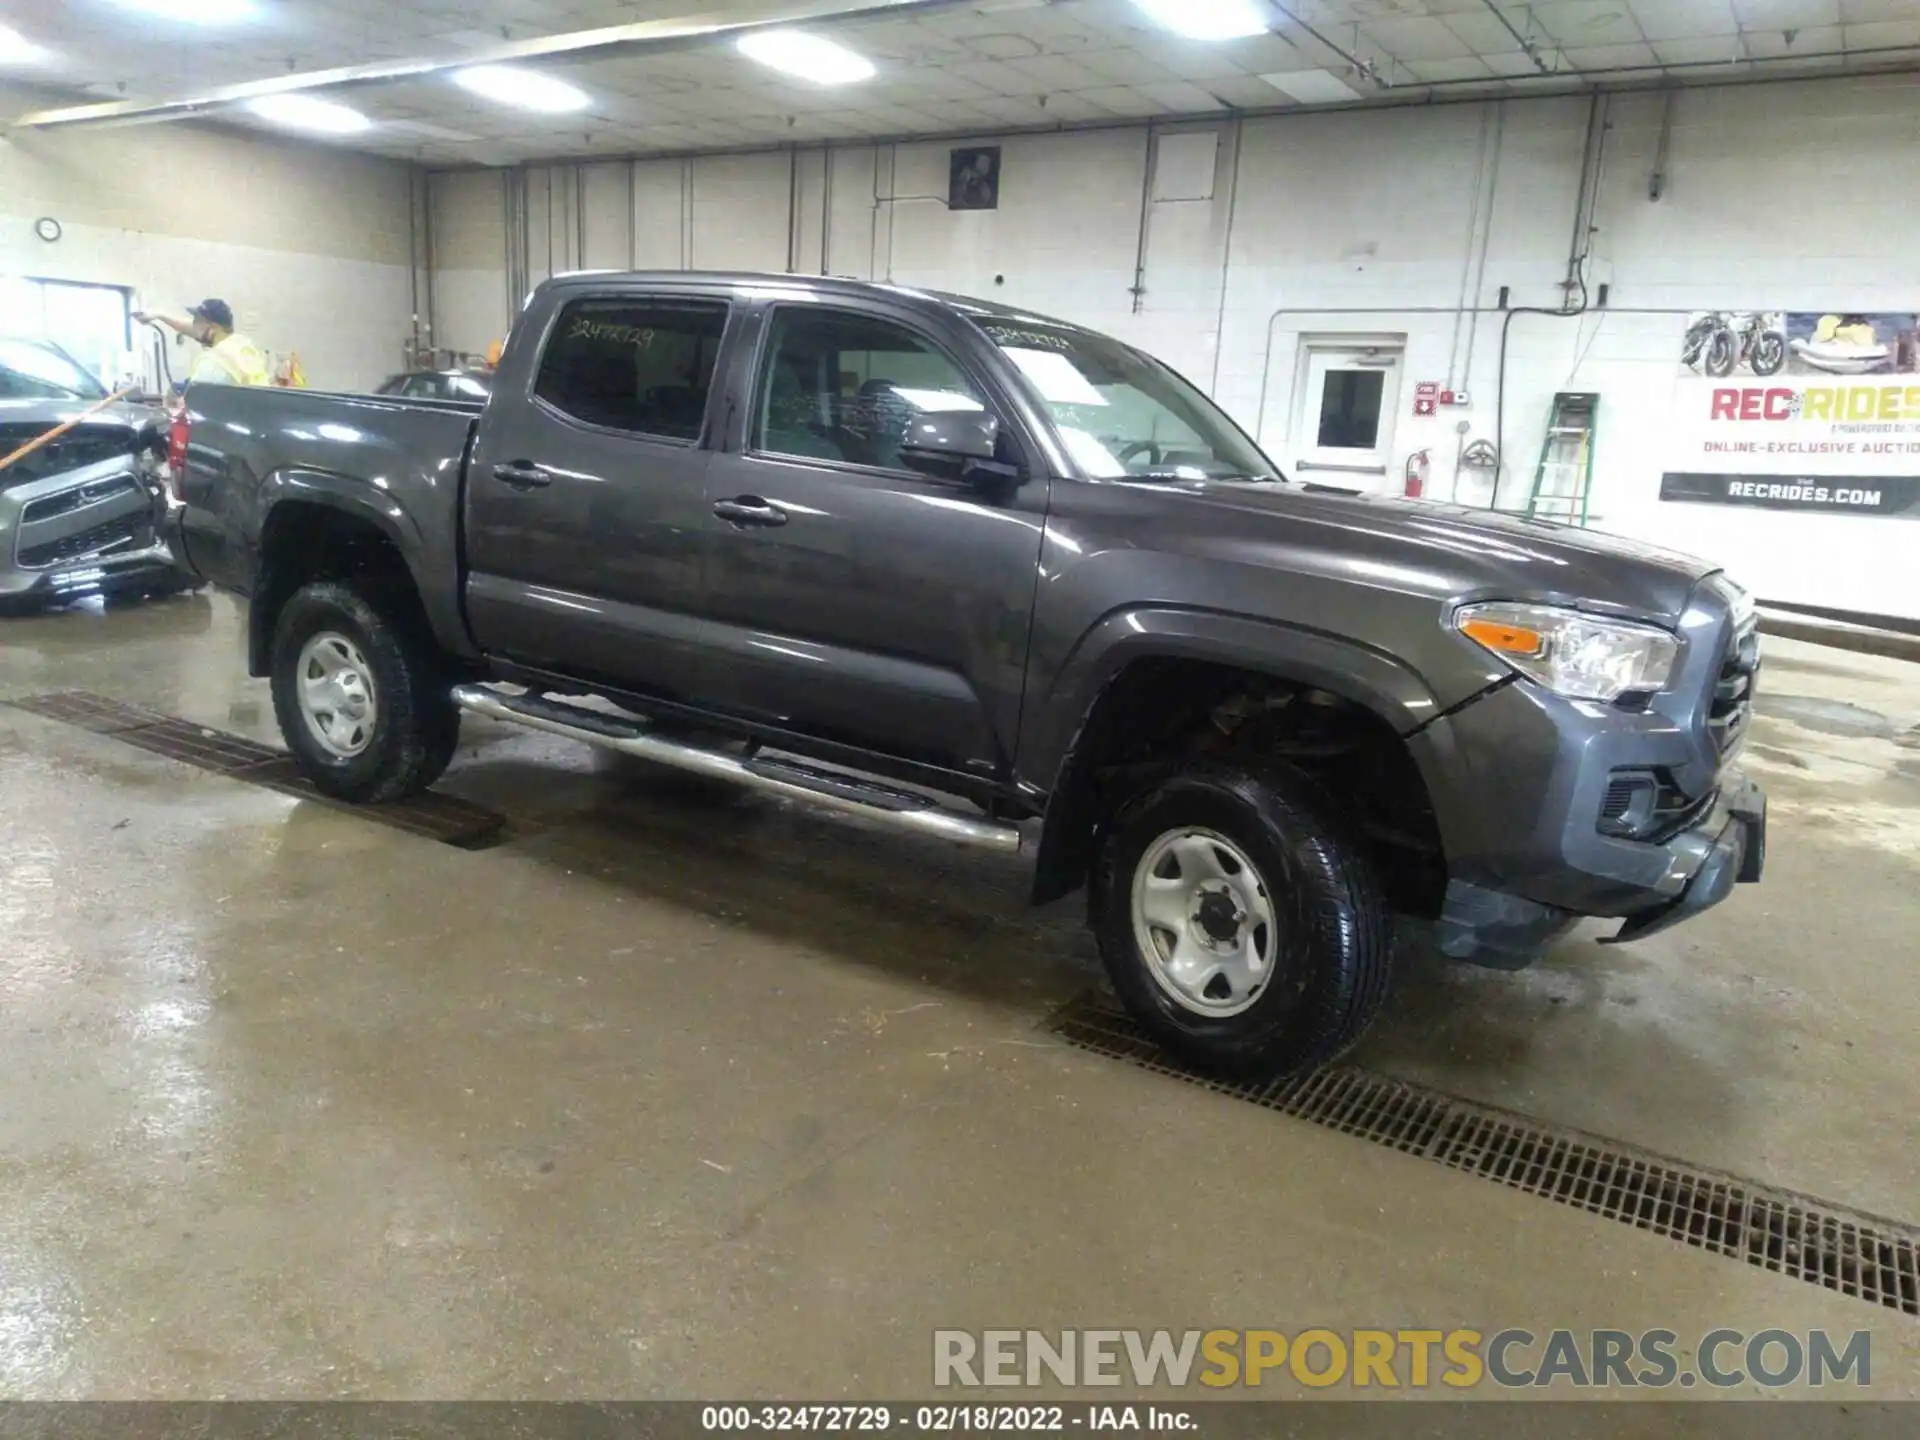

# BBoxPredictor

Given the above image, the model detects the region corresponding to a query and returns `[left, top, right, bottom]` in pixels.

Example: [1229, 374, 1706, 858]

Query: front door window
[753, 307, 986, 476]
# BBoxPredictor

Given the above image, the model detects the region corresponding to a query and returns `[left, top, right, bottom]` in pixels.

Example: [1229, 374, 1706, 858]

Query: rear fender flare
[247, 471, 436, 673]
[1024, 607, 1448, 904]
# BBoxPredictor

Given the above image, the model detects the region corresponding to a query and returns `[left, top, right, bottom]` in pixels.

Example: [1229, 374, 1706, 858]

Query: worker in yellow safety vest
[135, 298, 272, 386]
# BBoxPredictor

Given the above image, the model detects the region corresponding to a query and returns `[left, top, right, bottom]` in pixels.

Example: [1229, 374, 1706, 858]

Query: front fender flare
[1022, 607, 1452, 905]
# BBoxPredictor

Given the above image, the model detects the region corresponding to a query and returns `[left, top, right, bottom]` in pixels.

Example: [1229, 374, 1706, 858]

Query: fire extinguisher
[1403, 448, 1431, 499]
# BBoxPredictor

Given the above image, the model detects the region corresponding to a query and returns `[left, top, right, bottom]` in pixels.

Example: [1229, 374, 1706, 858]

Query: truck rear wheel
[1090, 762, 1392, 1077]
[269, 580, 459, 803]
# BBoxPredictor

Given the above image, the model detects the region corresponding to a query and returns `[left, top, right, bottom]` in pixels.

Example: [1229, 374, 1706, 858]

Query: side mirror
[899, 410, 999, 464]
[898, 410, 1024, 486]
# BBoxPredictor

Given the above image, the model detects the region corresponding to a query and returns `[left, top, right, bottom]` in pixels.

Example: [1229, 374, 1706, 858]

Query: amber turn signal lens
[1460, 617, 1545, 656]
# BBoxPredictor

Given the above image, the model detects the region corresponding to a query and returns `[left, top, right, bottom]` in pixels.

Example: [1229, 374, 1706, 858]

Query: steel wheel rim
[1130, 826, 1278, 1018]
[296, 631, 378, 759]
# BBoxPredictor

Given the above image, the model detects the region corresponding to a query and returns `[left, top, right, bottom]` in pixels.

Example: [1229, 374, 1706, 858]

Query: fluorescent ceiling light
[1259, 69, 1362, 103]
[1131, 0, 1269, 42]
[453, 64, 591, 113]
[245, 93, 373, 135]
[0, 23, 49, 64]
[110, 0, 257, 23]
[735, 29, 876, 85]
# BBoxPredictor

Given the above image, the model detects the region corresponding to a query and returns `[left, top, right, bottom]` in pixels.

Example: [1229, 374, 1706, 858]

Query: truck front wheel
[1090, 763, 1393, 1077]
[269, 581, 459, 803]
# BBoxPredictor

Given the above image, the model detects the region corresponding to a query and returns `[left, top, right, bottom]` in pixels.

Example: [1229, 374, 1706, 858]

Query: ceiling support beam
[1479, 0, 1556, 76]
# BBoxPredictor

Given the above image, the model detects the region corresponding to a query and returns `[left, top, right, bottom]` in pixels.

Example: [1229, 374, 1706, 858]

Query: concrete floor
[1, 592, 1916, 1401]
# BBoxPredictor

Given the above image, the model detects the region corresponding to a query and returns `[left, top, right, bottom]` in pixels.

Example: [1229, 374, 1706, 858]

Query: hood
[1184, 481, 1720, 621]
[0, 397, 150, 427]
[0, 401, 158, 489]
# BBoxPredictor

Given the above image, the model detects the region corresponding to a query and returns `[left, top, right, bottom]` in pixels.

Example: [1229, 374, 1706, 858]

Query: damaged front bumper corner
[1431, 773, 1767, 968]
[1599, 773, 1766, 945]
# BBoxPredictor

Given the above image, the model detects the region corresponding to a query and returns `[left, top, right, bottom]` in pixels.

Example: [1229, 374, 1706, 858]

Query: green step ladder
[1526, 392, 1598, 526]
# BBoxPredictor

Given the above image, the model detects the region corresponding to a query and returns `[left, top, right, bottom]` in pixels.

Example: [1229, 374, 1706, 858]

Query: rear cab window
[534, 296, 729, 442]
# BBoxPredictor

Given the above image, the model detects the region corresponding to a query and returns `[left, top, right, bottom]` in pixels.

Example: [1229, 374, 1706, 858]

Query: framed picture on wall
[949, 147, 1001, 211]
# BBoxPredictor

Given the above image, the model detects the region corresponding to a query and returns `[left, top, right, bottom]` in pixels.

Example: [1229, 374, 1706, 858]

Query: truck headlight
[1454, 602, 1679, 702]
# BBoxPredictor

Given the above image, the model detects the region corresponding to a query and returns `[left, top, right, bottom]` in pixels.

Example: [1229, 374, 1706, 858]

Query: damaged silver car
[0, 337, 190, 612]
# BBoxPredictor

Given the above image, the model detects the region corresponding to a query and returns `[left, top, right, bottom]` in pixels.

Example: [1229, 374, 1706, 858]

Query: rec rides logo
[1710, 384, 1920, 421]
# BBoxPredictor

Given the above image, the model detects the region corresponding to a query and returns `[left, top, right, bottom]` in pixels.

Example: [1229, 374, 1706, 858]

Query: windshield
[0, 338, 107, 401]
[976, 318, 1274, 481]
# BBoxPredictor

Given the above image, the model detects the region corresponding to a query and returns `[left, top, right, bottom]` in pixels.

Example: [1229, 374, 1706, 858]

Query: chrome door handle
[492, 460, 552, 489]
[712, 497, 788, 527]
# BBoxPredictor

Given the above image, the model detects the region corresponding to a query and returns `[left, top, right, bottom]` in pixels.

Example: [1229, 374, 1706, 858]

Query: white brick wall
[425, 72, 1920, 617]
[3, 121, 415, 391]
[427, 169, 510, 360]
[689, 153, 792, 273]
[579, 162, 631, 269]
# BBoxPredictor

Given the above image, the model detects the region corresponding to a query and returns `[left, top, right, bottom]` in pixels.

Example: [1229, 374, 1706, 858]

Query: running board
[450, 685, 1022, 853]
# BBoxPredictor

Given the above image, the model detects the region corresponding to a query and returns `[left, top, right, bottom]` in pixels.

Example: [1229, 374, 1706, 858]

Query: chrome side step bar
[450, 684, 1022, 854]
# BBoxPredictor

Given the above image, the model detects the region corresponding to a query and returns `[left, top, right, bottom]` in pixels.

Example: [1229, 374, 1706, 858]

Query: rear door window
[534, 297, 729, 442]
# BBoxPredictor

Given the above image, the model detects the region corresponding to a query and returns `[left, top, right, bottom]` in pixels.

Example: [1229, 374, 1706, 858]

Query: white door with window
[1293, 342, 1403, 487]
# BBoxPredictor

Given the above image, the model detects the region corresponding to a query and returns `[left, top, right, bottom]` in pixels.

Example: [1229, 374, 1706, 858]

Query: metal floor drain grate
[10, 691, 508, 849]
[8, 689, 178, 734]
[1045, 992, 1920, 1318]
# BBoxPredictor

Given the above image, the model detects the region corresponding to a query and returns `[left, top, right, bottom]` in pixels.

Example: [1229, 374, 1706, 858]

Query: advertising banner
[1661, 310, 1920, 519]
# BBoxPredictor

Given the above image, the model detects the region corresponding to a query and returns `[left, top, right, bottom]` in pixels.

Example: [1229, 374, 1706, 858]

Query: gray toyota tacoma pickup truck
[166, 271, 1765, 1074]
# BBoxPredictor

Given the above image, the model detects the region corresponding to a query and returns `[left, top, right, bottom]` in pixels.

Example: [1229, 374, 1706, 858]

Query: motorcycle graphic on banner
[1682, 311, 1787, 378]
[1664, 309, 1920, 518]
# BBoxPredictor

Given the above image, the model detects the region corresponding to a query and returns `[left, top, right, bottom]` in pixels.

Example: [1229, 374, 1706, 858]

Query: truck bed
[170, 386, 482, 660]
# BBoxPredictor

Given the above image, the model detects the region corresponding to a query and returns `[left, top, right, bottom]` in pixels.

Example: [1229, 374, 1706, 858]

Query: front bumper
[1417, 575, 1766, 963]
[1601, 772, 1765, 944]
[0, 459, 181, 605]
[1428, 753, 1767, 964]
[1420, 670, 1767, 903]
[1, 534, 181, 599]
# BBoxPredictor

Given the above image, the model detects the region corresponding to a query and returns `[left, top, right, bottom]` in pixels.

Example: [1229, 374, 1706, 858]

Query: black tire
[1750, 332, 1786, 377]
[1090, 762, 1392, 1078]
[1704, 328, 1738, 378]
[269, 580, 459, 803]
